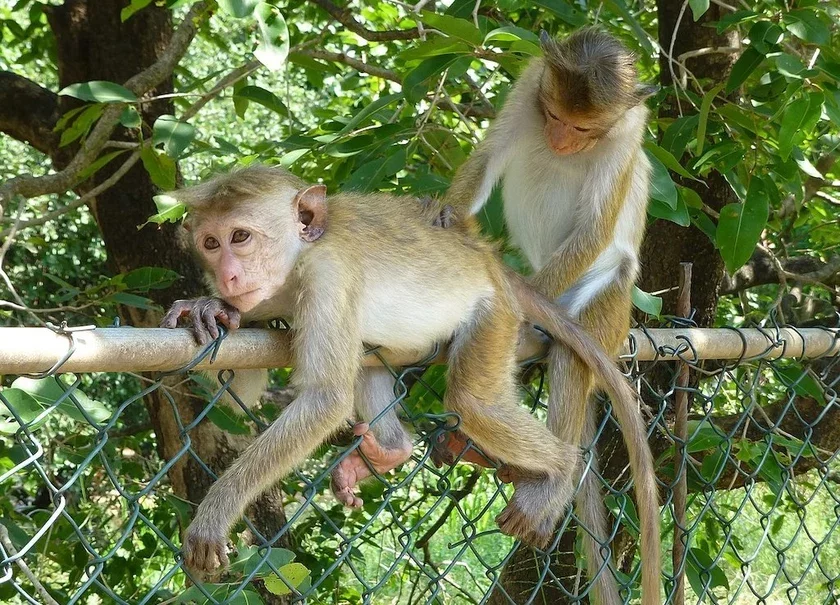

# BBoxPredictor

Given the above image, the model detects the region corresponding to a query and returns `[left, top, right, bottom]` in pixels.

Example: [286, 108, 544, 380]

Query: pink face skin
[542, 106, 601, 156]
[191, 215, 278, 314]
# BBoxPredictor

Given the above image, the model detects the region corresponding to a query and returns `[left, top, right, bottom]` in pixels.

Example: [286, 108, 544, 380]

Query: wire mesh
[0, 320, 839, 604]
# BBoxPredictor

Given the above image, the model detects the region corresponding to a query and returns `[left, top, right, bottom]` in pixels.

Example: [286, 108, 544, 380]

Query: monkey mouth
[226, 288, 263, 310]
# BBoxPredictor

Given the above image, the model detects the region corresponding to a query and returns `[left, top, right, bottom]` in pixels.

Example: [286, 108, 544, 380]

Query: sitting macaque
[160, 165, 657, 581]
[436, 27, 661, 604]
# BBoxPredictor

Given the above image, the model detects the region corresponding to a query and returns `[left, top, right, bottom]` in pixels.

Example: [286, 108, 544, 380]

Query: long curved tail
[507, 270, 661, 605]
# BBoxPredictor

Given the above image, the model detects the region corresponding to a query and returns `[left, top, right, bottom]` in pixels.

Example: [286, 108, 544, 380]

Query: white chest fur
[503, 149, 587, 272]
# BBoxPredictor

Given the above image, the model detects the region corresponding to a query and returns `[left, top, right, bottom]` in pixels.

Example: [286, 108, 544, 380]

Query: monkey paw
[331, 423, 412, 508]
[182, 521, 230, 574]
[496, 473, 573, 550]
[160, 297, 241, 345]
[431, 431, 498, 469]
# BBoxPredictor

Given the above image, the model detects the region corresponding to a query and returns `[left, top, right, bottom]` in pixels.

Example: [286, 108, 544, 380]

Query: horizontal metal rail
[0, 326, 837, 374]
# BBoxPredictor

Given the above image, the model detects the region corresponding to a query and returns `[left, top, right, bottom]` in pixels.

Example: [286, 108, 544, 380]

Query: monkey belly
[358, 280, 492, 352]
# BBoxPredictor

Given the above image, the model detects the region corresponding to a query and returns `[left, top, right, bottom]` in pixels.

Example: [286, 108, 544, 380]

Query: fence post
[672, 262, 692, 605]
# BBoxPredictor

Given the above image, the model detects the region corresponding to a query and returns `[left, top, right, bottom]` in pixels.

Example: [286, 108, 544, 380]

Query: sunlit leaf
[696, 84, 724, 157]
[121, 0, 152, 21]
[646, 150, 678, 209]
[631, 286, 662, 317]
[153, 115, 196, 158]
[254, 3, 289, 71]
[778, 92, 823, 161]
[140, 147, 177, 190]
[716, 177, 769, 274]
[264, 563, 310, 596]
[217, 0, 260, 18]
[726, 46, 765, 92]
[688, 0, 709, 21]
[784, 9, 830, 45]
[59, 80, 137, 103]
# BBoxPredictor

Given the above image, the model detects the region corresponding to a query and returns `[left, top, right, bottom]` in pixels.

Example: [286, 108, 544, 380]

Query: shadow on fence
[1, 321, 839, 604]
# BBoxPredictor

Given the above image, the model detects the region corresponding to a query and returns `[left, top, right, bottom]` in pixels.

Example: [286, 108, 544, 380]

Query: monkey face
[187, 185, 327, 313]
[541, 107, 602, 156]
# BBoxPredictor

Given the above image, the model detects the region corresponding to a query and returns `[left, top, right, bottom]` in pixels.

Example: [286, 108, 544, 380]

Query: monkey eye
[574, 126, 592, 133]
[231, 229, 251, 244]
[546, 109, 561, 121]
[203, 236, 220, 250]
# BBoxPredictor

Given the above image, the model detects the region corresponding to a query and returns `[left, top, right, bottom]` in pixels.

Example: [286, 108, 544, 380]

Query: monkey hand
[182, 513, 231, 574]
[417, 196, 456, 229]
[160, 297, 242, 345]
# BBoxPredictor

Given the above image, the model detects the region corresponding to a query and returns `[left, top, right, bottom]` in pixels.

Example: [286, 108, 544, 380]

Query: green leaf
[11, 377, 110, 424]
[335, 93, 402, 138]
[105, 292, 158, 310]
[646, 150, 678, 209]
[217, 0, 260, 18]
[254, 3, 289, 71]
[631, 286, 662, 317]
[227, 590, 264, 605]
[59, 104, 104, 148]
[483, 26, 540, 46]
[403, 55, 464, 104]
[233, 85, 290, 118]
[264, 563, 310, 596]
[121, 0, 152, 21]
[206, 405, 251, 435]
[687, 420, 726, 453]
[644, 140, 695, 180]
[78, 150, 127, 181]
[602, 0, 653, 53]
[696, 84, 724, 157]
[715, 9, 758, 34]
[689, 0, 709, 21]
[660, 114, 699, 159]
[784, 9, 830, 45]
[420, 12, 483, 46]
[648, 196, 689, 226]
[119, 106, 141, 128]
[688, 0, 709, 21]
[59, 80, 137, 103]
[120, 267, 180, 291]
[778, 92, 823, 161]
[726, 46, 765, 93]
[775, 53, 808, 79]
[140, 194, 188, 228]
[0, 389, 44, 433]
[153, 115, 196, 159]
[693, 142, 745, 174]
[716, 178, 770, 274]
[747, 21, 784, 54]
[140, 147, 177, 190]
[400, 38, 471, 61]
[533, 0, 587, 26]
[229, 546, 295, 576]
[686, 547, 730, 597]
[771, 363, 826, 405]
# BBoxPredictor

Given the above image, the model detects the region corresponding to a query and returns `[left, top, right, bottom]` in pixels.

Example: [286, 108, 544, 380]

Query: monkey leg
[446, 296, 580, 548]
[549, 284, 632, 605]
[331, 366, 413, 508]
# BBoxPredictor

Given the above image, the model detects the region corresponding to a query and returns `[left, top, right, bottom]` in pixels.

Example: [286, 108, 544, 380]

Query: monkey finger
[352, 422, 370, 437]
[218, 305, 241, 331]
[201, 305, 221, 340]
[160, 300, 192, 328]
[189, 303, 213, 345]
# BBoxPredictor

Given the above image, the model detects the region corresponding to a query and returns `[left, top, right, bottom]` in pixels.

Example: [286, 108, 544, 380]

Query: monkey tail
[506, 269, 661, 605]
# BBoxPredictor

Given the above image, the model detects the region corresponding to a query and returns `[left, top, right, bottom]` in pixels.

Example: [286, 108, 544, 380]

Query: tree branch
[294, 48, 401, 82]
[307, 0, 420, 41]
[0, 1, 209, 207]
[0, 72, 61, 156]
[721, 248, 840, 294]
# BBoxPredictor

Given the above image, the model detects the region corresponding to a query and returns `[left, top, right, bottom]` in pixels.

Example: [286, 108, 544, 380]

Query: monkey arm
[182, 257, 363, 573]
[531, 160, 635, 299]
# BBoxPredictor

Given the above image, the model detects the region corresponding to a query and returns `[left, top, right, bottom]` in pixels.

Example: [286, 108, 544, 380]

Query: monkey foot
[431, 430, 498, 468]
[331, 423, 412, 508]
[496, 472, 574, 550]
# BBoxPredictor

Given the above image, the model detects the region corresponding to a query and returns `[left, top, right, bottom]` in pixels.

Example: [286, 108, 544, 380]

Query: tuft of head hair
[173, 164, 307, 211]
[541, 27, 640, 111]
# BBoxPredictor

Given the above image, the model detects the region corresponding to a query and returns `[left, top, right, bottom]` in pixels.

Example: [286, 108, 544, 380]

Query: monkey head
[176, 166, 327, 313]
[538, 28, 657, 156]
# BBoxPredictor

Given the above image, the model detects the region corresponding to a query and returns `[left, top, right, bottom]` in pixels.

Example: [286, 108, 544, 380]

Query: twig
[307, 0, 419, 41]
[294, 49, 401, 83]
[0, 525, 60, 605]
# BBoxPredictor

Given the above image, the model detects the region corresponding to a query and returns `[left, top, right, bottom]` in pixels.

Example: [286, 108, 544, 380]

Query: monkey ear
[294, 184, 328, 243]
[635, 83, 660, 103]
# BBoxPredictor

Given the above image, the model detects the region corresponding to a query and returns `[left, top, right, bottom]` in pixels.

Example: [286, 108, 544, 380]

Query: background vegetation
[0, 0, 839, 603]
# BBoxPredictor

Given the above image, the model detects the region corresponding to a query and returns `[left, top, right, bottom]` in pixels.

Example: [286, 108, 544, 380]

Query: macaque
[440, 27, 659, 604]
[160, 165, 657, 588]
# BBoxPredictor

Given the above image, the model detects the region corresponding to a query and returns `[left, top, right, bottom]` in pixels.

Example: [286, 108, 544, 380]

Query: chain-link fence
[1, 321, 839, 604]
